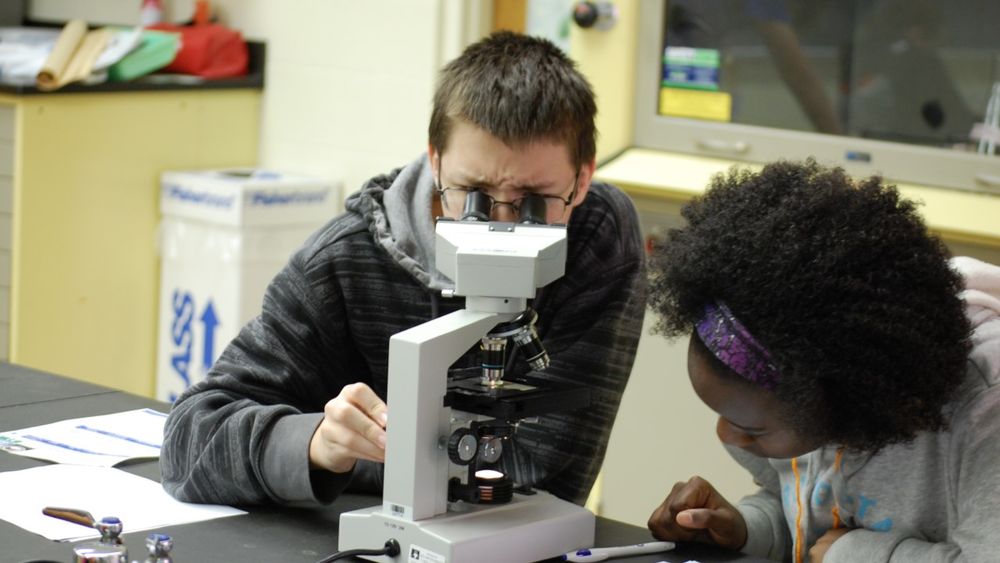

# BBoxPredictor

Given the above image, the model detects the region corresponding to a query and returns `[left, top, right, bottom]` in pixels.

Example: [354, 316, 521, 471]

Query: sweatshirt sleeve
[726, 445, 793, 561]
[825, 378, 1000, 563]
[501, 187, 646, 505]
[161, 248, 365, 506]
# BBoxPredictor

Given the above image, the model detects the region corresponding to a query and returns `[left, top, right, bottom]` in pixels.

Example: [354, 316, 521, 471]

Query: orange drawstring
[792, 457, 804, 563]
[792, 450, 845, 562]
[831, 449, 844, 529]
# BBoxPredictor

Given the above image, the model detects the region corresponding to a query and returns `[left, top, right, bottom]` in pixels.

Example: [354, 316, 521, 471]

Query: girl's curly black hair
[648, 159, 972, 452]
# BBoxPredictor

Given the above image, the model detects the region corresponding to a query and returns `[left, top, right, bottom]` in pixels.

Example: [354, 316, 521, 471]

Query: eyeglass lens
[442, 189, 567, 219]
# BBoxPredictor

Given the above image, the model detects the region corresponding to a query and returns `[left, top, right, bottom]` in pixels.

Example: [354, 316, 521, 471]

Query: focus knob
[448, 428, 478, 465]
[478, 435, 503, 464]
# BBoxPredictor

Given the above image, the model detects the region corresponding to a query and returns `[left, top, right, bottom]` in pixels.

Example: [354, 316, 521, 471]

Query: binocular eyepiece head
[461, 191, 548, 225]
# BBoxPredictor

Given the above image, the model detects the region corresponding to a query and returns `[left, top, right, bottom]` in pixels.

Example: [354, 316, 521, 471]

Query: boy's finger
[334, 401, 387, 449]
[343, 383, 388, 427]
[369, 403, 388, 427]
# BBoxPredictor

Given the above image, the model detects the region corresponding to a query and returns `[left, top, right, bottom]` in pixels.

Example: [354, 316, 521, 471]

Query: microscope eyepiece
[517, 193, 547, 225]
[461, 190, 492, 222]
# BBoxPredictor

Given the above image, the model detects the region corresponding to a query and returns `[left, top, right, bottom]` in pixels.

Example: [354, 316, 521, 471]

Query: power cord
[315, 538, 401, 562]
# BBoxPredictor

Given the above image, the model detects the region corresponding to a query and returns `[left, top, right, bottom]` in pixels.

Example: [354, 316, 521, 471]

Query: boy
[161, 32, 646, 507]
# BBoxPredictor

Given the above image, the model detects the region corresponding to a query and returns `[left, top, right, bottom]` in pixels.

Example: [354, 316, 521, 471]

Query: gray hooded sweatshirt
[734, 256, 1000, 562]
[160, 155, 646, 507]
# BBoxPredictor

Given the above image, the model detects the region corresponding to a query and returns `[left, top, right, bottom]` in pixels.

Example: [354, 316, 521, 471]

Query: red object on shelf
[148, 22, 248, 79]
[194, 0, 211, 26]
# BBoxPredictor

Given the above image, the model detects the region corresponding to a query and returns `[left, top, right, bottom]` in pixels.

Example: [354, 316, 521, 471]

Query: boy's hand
[809, 527, 850, 563]
[647, 476, 748, 551]
[309, 383, 388, 474]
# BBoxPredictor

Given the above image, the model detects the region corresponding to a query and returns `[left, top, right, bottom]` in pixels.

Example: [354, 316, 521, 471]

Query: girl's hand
[647, 476, 748, 551]
[809, 527, 851, 563]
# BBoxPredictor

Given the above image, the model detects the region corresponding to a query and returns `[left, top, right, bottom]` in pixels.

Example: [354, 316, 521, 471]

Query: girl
[646, 160, 999, 562]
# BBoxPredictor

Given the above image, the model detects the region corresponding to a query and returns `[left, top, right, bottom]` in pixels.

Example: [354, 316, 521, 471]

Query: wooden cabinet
[1, 88, 260, 397]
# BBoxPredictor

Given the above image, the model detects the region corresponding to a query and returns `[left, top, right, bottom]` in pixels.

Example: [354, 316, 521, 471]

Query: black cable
[315, 538, 400, 563]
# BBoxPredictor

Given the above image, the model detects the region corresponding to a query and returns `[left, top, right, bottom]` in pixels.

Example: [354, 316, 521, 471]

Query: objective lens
[512, 326, 549, 371]
[480, 336, 506, 386]
[488, 308, 550, 372]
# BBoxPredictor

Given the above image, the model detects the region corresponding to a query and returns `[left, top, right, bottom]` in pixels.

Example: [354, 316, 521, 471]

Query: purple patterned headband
[695, 301, 779, 389]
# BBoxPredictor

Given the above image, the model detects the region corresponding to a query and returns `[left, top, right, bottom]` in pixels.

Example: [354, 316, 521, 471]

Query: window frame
[632, 0, 1000, 194]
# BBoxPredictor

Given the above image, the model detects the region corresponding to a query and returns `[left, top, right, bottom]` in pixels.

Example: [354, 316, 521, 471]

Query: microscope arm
[382, 308, 517, 521]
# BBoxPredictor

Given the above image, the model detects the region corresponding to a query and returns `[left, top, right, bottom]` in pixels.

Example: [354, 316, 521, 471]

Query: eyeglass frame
[434, 157, 581, 222]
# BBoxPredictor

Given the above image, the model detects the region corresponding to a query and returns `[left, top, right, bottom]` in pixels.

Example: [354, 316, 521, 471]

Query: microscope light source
[475, 469, 504, 481]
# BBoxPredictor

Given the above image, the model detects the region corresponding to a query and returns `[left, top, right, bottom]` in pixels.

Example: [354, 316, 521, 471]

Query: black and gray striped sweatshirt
[161, 155, 646, 507]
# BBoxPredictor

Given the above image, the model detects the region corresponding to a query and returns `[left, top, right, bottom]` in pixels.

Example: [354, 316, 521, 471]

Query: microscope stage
[444, 376, 590, 420]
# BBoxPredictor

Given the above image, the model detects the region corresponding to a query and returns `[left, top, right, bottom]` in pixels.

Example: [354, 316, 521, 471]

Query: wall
[600, 311, 759, 526]
[591, 191, 759, 527]
[568, 0, 638, 163]
[210, 0, 489, 205]
[28, 0, 491, 209]
[571, 1, 758, 526]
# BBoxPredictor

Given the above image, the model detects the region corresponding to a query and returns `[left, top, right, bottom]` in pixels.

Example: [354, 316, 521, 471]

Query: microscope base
[338, 490, 595, 563]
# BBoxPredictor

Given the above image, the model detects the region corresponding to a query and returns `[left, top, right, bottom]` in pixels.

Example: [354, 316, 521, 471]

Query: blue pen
[562, 541, 676, 562]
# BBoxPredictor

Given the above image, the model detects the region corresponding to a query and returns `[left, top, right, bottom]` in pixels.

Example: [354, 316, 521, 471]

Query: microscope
[338, 192, 595, 562]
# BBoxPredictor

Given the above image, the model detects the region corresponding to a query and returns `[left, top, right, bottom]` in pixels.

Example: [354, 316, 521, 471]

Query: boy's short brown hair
[429, 32, 597, 169]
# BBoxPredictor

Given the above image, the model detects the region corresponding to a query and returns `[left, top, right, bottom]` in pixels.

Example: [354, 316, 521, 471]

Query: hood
[952, 256, 1000, 381]
[344, 154, 453, 290]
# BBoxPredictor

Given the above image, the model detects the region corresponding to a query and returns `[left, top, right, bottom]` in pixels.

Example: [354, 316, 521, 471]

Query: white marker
[562, 541, 676, 562]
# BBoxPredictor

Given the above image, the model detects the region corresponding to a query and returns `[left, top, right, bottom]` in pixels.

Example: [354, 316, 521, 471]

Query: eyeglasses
[436, 162, 579, 222]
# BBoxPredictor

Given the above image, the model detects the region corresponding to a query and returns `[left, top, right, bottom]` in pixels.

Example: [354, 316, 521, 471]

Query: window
[634, 0, 1000, 192]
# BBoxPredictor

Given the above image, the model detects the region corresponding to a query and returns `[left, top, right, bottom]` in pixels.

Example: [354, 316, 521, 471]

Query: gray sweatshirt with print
[160, 154, 647, 507]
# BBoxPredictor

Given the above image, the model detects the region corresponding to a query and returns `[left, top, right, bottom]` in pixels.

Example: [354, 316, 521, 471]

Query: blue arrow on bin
[200, 300, 220, 370]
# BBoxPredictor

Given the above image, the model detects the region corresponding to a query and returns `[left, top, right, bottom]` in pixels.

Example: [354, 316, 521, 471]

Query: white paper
[0, 408, 167, 466]
[0, 26, 141, 84]
[0, 26, 61, 84]
[93, 27, 143, 70]
[0, 465, 246, 541]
